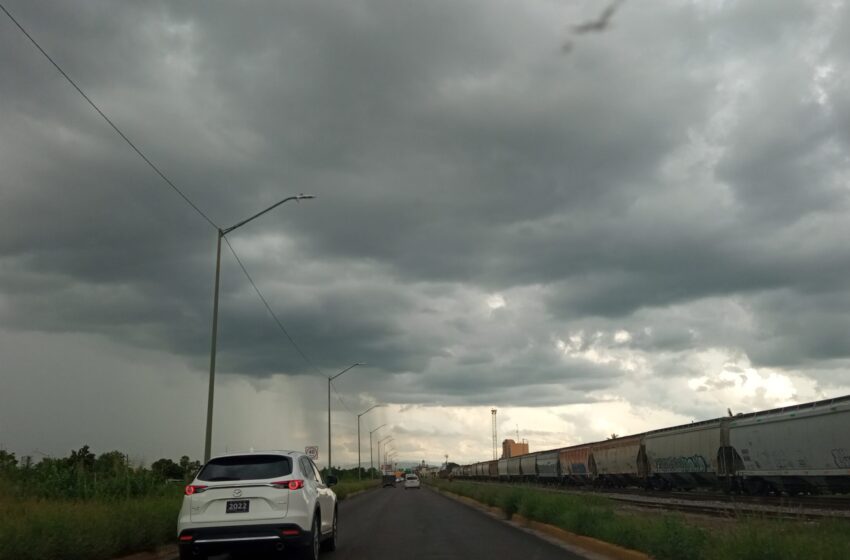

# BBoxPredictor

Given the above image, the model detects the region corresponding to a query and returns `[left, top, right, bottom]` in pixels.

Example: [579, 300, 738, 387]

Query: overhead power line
[2, 2, 335, 385]
[222, 236, 326, 379]
[0, 2, 219, 230]
[330, 380, 356, 415]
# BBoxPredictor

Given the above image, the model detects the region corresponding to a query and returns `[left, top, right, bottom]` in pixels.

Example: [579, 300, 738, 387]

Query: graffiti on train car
[832, 449, 850, 468]
[654, 455, 709, 473]
[453, 396, 850, 494]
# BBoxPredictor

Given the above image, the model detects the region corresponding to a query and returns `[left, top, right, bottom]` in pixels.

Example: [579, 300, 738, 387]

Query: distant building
[501, 438, 529, 458]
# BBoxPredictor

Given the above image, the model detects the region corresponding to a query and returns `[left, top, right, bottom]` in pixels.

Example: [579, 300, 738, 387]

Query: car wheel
[321, 508, 338, 552]
[295, 513, 320, 560]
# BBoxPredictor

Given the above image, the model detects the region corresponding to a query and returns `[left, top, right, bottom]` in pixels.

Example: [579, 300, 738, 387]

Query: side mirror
[326, 475, 338, 487]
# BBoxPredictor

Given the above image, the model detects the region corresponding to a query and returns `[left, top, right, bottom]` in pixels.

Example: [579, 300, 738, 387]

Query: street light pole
[204, 194, 314, 462]
[204, 230, 223, 464]
[356, 405, 383, 480]
[369, 424, 386, 479]
[327, 363, 364, 474]
[377, 435, 393, 473]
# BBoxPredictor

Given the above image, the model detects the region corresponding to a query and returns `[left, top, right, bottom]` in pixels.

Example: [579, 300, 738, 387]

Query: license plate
[226, 500, 249, 513]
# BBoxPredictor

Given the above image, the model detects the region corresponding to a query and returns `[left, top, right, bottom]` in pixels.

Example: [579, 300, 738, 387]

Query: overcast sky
[2, 0, 850, 468]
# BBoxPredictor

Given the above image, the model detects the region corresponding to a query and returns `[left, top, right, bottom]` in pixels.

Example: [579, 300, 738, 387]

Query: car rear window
[406, 474, 417, 480]
[198, 455, 292, 481]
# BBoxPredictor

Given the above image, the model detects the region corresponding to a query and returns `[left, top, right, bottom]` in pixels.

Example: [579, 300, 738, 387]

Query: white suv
[404, 474, 421, 489]
[177, 451, 338, 560]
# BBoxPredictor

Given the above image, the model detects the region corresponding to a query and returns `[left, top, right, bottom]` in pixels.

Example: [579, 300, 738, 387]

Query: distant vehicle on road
[382, 474, 396, 487]
[177, 450, 338, 560]
[404, 474, 421, 489]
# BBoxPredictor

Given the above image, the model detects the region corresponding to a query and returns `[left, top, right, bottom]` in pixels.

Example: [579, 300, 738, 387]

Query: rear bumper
[178, 523, 311, 554]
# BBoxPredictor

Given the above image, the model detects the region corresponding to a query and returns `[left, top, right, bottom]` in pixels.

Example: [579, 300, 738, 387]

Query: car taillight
[179, 535, 193, 542]
[281, 529, 301, 536]
[272, 479, 304, 490]
[184, 484, 208, 495]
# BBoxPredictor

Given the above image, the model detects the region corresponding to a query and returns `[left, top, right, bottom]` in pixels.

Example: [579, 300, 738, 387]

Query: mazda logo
[232, 489, 242, 497]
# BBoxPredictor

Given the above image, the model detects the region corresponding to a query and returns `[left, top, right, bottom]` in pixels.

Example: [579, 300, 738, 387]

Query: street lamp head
[358, 403, 385, 418]
[296, 194, 316, 200]
[330, 362, 366, 380]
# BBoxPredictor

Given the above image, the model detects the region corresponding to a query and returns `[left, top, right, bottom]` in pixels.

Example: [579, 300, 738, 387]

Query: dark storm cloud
[2, 0, 850, 428]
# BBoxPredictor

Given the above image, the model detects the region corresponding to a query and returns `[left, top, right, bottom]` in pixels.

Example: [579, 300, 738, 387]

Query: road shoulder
[427, 484, 650, 560]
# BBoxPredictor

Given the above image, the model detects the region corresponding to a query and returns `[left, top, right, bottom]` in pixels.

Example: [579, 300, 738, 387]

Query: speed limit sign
[305, 446, 319, 460]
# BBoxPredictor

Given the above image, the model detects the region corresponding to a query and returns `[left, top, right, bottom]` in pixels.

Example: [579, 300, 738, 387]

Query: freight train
[453, 395, 850, 494]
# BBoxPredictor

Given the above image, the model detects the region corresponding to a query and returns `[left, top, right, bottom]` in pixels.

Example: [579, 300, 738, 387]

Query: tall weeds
[429, 480, 850, 560]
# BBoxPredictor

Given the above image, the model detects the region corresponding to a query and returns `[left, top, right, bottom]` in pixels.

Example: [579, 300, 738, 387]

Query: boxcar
[520, 453, 538, 481]
[590, 435, 642, 486]
[487, 460, 499, 479]
[536, 450, 561, 482]
[560, 444, 593, 485]
[498, 458, 509, 479]
[643, 419, 727, 489]
[728, 395, 850, 493]
[507, 456, 523, 479]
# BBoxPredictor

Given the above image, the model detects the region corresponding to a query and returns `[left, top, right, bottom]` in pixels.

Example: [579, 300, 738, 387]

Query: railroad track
[602, 492, 850, 520]
[582, 487, 850, 512]
[457, 480, 850, 519]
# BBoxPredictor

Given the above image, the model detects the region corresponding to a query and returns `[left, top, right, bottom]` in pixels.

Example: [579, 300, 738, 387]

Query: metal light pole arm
[222, 194, 315, 235]
[330, 362, 364, 381]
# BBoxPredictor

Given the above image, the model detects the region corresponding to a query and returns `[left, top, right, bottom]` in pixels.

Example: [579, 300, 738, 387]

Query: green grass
[333, 478, 379, 500]
[702, 519, 850, 560]
[429, 480, 850, 560]
[0, 494, 181, 560]
[0, 477, 377, 560]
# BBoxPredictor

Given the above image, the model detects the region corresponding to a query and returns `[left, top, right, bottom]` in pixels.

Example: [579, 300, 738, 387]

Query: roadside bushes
[0, 494, 179, 560]
[0, 446, 381, 560]
[0, 480, 378, 560]
[429, 480, 850, 560]
[333, 479, 380, 500]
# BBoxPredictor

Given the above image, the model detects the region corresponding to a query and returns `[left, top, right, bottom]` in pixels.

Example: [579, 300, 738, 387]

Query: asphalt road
[330, 484, 583, 560]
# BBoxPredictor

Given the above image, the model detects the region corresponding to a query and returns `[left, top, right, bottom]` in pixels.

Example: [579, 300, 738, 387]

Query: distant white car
[404, 474, 421, 489]
[177, 450, 338, 560]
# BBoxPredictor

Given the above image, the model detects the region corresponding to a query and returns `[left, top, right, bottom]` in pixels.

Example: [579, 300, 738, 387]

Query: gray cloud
[2, 0, 850, 462]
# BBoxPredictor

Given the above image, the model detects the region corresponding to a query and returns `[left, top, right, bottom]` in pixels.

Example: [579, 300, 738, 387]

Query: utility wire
[225, 237, 363, 421]
[224, 237, 360, 417]
[330, 380, 356, 415]
[1, 2, 345, 393]
[222, 236, 326, 379]
[0, 2, 219, 230]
